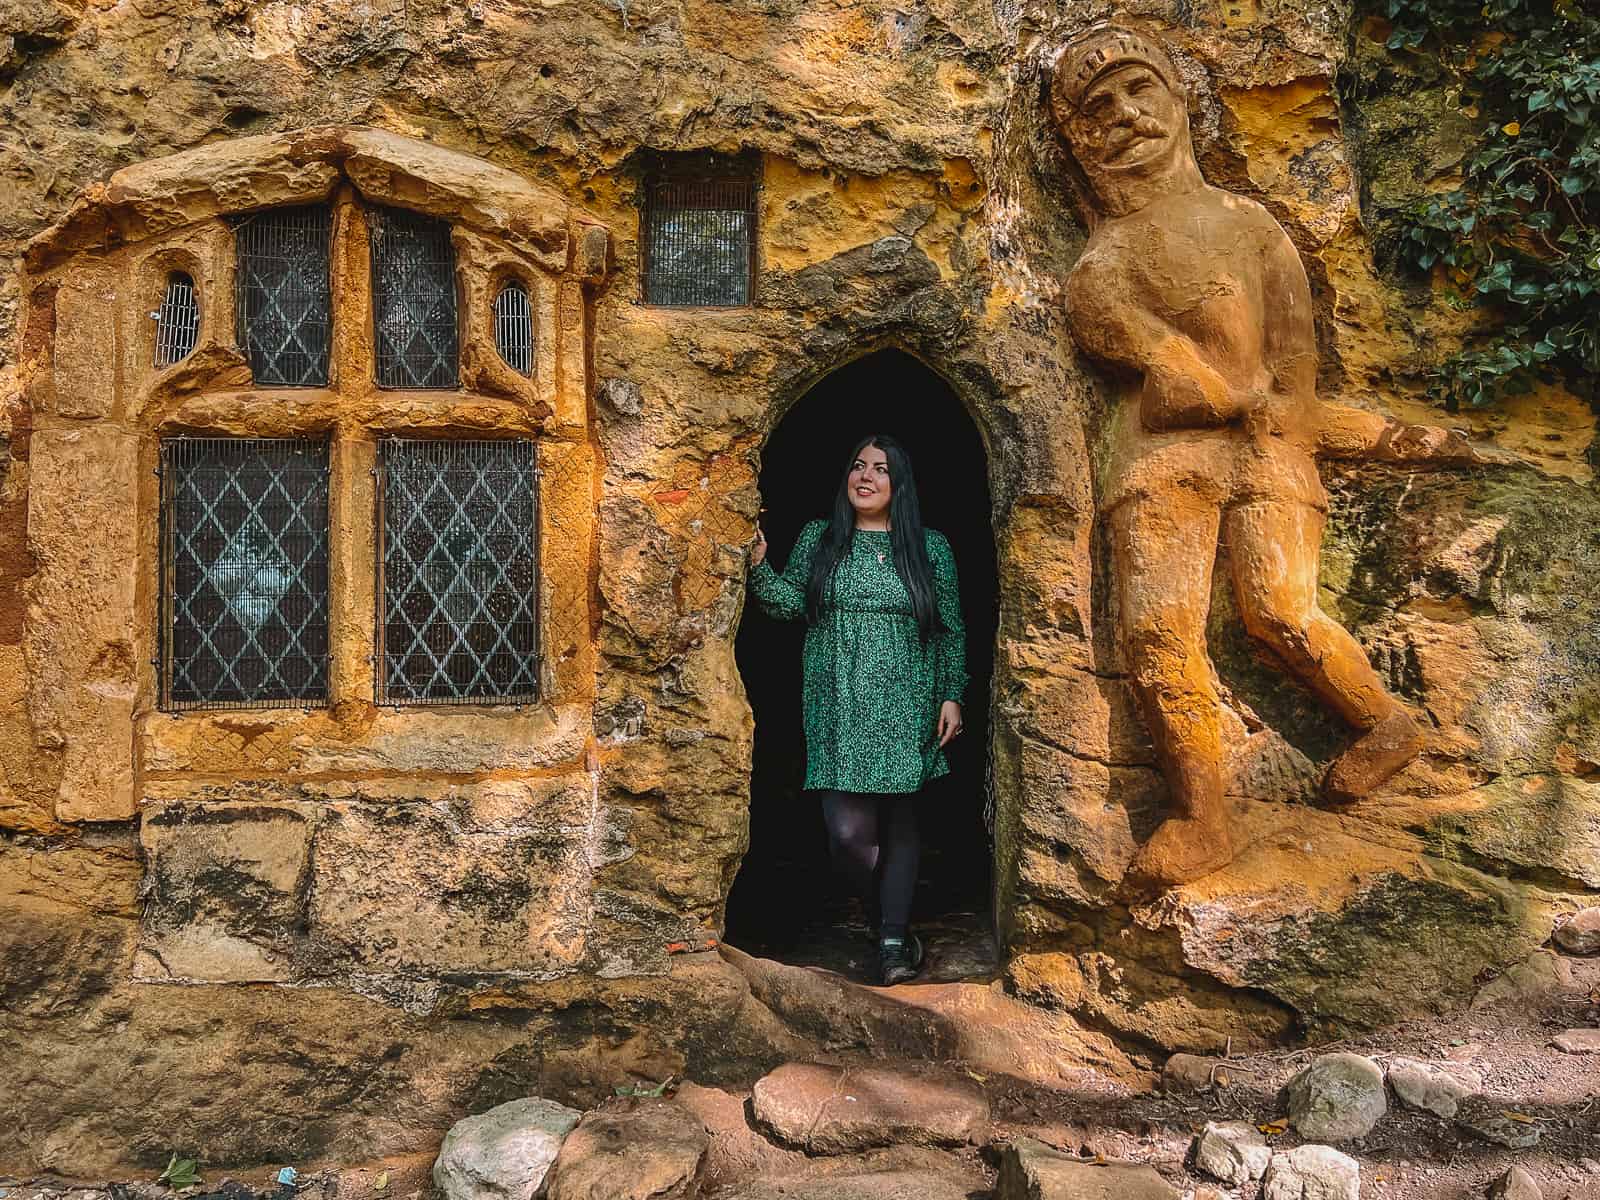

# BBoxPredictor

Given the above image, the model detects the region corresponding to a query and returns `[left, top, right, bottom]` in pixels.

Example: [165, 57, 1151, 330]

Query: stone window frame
[20, 127, 611, 823]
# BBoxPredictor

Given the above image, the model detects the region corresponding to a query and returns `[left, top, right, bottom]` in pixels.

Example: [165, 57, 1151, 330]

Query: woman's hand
[936, 700, 963, 748]
[750, 526, 768, 567]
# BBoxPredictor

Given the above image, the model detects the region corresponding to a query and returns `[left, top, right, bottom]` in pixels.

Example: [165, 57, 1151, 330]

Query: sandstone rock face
[1283, 1054, 1387, 1142]
[542, 1098, 708, 1200]
[1386, 1058, 1478, 1119]
[1260, 1146, 1360, 1200]
[751, 1063, 989, 1153]
[995, 1138, 1179, 1200]
[1193, 1121, 1270, 1186]
[2, 0, 1598, 1175]
[433, 1098, 582, 1200]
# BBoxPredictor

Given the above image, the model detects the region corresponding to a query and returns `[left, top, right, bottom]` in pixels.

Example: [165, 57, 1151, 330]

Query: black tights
[819, 790, 920, 939]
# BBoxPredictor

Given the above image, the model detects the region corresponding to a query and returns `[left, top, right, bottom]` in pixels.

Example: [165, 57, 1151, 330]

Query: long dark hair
[805, 433, 944, 643]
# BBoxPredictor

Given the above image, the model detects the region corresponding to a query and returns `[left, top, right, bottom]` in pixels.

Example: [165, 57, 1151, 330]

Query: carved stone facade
[1, 0, 1597, 1176]
[19, 128, 618, 999]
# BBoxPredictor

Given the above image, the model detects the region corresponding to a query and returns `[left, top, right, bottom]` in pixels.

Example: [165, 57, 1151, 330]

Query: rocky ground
[4, 931, 1596, 1200]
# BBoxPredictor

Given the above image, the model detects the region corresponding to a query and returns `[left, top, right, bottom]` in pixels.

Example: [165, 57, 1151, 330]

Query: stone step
[718, 944, 1140, 1090]
[715, 1146, 987, 1199]
[751, 1062, 989, 1154]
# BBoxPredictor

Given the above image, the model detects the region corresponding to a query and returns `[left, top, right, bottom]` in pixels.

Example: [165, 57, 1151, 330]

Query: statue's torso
[1078, 188, 1326, 511]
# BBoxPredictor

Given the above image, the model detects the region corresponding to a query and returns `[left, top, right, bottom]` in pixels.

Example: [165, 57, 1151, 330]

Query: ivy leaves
[1377, 0, 1599, 410]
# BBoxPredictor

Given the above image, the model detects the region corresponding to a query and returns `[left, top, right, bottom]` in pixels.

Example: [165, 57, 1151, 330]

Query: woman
[748, 434, 967, 985]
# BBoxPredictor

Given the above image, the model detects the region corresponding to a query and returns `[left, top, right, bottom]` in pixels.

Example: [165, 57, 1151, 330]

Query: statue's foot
[1323, 710, 1423, 803]
[1122, 813, 1235, 898]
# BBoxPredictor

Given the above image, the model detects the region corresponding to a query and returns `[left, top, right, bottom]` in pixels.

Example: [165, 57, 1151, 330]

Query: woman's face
[846, 443, 892, 521]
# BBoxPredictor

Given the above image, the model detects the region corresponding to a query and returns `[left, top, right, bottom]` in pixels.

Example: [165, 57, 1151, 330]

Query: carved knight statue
[1051, 26, 1476, 891]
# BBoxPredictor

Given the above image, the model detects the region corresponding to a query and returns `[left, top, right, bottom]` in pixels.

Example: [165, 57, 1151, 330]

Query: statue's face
[1064, 63, 1187, 181]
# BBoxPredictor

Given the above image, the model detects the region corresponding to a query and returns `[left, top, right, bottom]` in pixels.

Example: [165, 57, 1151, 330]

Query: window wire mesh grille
[235, 205, 333, 387]
[371, 208, 459, 388]
[160, 438, 330, 711]
[494, 280, 534, 375]
[378, 439, 540, 704]
[644, 170, 757, 306]
[154, 272, 200, 367]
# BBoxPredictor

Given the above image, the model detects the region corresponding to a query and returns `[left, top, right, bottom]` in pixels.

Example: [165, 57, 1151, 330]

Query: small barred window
[160, 438, 331, 710]
[493, 280, 534, 376]
[371, 207, 459, 389]
[153, 271, 200, 367]
[642, 158, 758, 307]
[377, 439, 539, 704]
[235, 205, 333, 387]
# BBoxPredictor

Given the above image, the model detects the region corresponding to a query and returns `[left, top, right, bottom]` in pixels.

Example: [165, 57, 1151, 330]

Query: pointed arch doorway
[726, 349, 999, 980]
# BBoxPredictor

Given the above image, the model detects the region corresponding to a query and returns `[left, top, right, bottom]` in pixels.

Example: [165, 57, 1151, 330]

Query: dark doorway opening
[726, 350, 999, 982]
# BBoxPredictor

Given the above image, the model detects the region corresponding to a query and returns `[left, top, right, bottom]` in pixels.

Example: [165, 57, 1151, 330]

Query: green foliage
[613, 1075, 674, 1097]
[1379, 0, 1600, 409]
[158, 1153, 202, 1189]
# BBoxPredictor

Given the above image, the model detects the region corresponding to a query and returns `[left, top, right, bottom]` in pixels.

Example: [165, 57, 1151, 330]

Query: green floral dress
[749, 519, 968, 794]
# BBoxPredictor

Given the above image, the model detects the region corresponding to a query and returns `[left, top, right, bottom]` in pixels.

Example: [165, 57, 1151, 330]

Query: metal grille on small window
[371, 207, 459, 388]
[235, 205, 333, 387]
[643, 164, 758, 306]
[154, 271, 200, 367]
[159, 438, 330, 711]
[377, 439, 539, 704]
[493, 280, 534, 375]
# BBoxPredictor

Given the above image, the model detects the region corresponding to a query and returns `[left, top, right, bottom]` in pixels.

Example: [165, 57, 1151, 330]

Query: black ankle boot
[877, 932, 924, 986]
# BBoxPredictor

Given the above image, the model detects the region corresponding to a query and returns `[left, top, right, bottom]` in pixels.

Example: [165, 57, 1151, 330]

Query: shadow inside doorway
[725, 350, 999, 983]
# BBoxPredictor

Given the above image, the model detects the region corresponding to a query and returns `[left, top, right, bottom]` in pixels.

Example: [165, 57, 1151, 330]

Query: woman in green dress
[748, 433, 968, 985]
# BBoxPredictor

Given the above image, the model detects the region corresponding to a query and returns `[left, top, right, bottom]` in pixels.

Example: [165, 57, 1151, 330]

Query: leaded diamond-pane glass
[371, 208, 459, 388]
[161, 438, 330, 710]
[379, 439, 539, 704]
[235, 205, 332, 387]
[643, 167, 757, 306]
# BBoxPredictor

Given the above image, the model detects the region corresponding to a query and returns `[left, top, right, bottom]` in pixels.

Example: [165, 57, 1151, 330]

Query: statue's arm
[1066, 254, 1254, 433]
[1317, 401, 1481, 465]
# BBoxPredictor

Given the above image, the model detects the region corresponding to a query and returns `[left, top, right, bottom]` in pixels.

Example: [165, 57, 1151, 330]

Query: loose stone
[541, 1097, 708, 1200]
[1553, 908, 1600, 955]
[1162, 1053, 1227, 1092]
[1192, 1121, 1270, 1185]
[1457, 1103, 1543, 1150]
[1386, 1056, 1478, 1119]
[1260, 1145, 1360, 1200]
[1488, 1165, 1543, 1200]
[432, 1098, 582, 1200]
[1282, 1053, 1387, 1141]
[1471, 951, 1575, 1010]
[995, 1138, 1180, 1200]
[1551, 1028, 1600, 1053]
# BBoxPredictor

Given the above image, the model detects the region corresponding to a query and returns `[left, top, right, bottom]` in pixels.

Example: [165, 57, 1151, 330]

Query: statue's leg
[1225, 499, 1422, 801]
[1109, 494, 1234, 891]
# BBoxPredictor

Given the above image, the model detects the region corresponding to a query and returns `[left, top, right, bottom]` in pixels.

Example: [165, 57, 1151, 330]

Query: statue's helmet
[1050, 25, 1184, 121]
